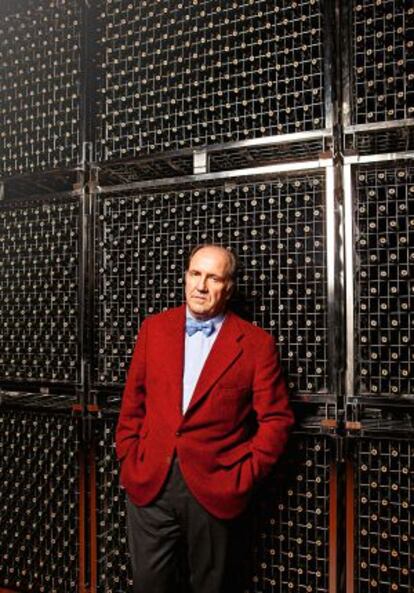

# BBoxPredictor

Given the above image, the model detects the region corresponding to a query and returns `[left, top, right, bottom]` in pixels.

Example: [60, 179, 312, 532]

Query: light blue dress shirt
[182, 308, 225, 414]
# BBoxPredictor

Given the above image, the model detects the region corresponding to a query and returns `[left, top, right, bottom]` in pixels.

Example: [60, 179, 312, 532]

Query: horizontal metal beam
[344, 119, 414, 133]
[98, 158, 335, 194]
[95, 129, 333, 170]
[202, 129, 332, 152]
[343, 151, 414, 165]
[0, 188, 82, 205]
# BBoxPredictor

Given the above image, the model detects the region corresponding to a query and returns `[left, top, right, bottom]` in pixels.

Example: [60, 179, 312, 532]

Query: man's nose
[195, 276, 208, 291]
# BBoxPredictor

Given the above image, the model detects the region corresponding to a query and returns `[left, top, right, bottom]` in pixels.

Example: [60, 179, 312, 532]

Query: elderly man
[116, 243, 294, 593]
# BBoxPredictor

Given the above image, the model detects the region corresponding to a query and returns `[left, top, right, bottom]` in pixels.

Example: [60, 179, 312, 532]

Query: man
[116, 244, 294, 593]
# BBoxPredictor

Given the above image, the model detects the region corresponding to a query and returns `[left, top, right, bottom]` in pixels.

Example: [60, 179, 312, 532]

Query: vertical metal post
[323, 0, 335, 133]
[78, 438, 87, 593]
[193, 150, 209, 175]
[325, 162, 338, 396]
[329, 454, 338, 593]
[80, 0, 98, 162]
[88, 426, 98, 593]
[340, 0, 353, 130]
[345, 456, 355, 593]
[343, 164, 355, 400]
[79, 183, 91, 404]
[86, 169, 99, 403]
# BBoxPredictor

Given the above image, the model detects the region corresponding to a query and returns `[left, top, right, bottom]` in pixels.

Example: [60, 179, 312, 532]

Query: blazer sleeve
[249, 334, 295, 481]
[115, 318, 148, 462]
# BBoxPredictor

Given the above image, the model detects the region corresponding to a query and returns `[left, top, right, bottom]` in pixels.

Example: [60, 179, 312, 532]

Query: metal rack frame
[93, 0, 336, 171]
[0, 2, 413, 591]
[345, 432, 414, 593]
[0, 407, 85, 593]
[343, 151, 414, 407]
[341, 1, 414, 154]
[89, 156, 343, 409]
[0, 190, 85, 396]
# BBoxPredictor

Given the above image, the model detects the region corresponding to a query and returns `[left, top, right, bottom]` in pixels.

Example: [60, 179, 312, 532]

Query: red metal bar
[89, 439, 98, 593]
[329, 461, 338, 593]
[346, 459, 355, 593]
[79, 446, 87, 593]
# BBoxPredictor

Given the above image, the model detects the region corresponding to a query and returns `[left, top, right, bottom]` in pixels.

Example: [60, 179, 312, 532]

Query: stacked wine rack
[350, 437, 413, 593]
[341, 8, 414, 593]
[0, 1, 413, 593]
[0, 408, 82, 593]
[95, 0, 327, 160]
[0, 0, 82, 178]
[343, 0, 414, 153]
[250, 434, 334, 593]
[0, 194, 82, 385]
[93, 417, 132, 593]
[93, 174, 329, 394]
[352, 163, 413, 399]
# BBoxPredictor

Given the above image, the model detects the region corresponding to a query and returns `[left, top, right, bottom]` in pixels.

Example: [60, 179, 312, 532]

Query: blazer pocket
[137, 428, 149, 461]
[137, 439, 146, 462]
[219, 442, 252, 467]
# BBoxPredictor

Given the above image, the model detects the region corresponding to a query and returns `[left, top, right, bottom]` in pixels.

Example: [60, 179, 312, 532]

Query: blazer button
[176, 430, 181, 437]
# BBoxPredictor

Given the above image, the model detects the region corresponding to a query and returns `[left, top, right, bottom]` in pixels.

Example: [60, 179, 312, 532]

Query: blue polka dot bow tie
[186, 319, 216, 337]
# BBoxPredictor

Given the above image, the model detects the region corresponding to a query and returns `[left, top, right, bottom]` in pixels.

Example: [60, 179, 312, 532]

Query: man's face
[185, 247, 233, 320]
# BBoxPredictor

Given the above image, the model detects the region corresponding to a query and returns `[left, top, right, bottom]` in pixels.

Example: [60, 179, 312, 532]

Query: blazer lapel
[185, 311, 244, 415]
[162, 304, 186, 418]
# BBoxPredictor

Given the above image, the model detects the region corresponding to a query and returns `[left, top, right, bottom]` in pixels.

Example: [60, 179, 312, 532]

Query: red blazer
[116, 305, 294, 519]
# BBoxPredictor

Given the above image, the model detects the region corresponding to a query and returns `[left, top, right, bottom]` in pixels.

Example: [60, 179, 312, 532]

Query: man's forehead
[190, 247, 230, 266]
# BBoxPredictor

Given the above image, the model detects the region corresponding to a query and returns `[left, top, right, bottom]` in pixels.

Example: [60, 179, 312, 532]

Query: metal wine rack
[93, 170, 332, 396]
[0, 193, 82, 386]
[95, 0, 330, 165]
[0, 1, 413, 593]
[92, 421, 335, 593]
[0, 408, 82, 593]
[248, 433, 334, 593]
[343, 1, 414, 154]
[93, 416, 133, 593]
[349, 436, 414, 593]
[0, 0, 82, 178]
[344, 161, 414, 400]
[352, 1, 414, 124]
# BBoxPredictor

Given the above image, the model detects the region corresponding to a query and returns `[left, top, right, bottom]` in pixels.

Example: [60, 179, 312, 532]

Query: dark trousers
[126, 457, 252, 593]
